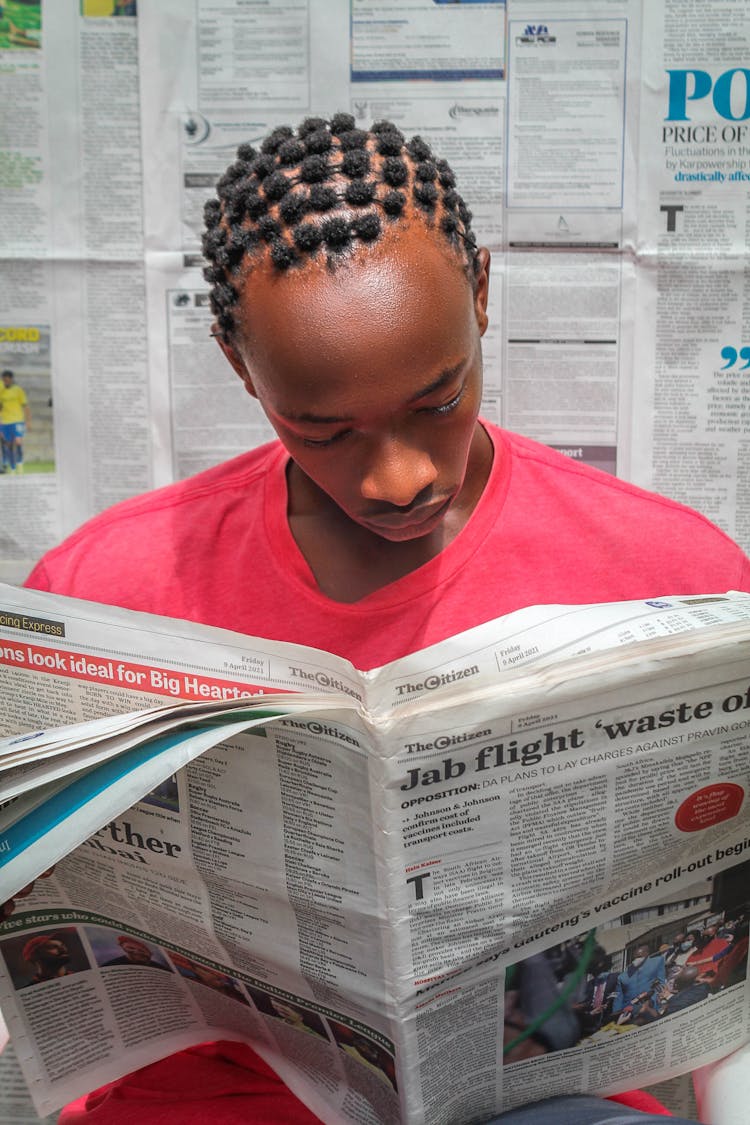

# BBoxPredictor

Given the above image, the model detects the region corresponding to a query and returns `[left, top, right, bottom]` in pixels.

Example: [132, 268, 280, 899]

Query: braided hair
[202, 115, 479, 342]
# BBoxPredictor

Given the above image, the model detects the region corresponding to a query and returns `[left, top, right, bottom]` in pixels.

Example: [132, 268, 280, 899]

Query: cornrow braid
[203, 116, 480, 342]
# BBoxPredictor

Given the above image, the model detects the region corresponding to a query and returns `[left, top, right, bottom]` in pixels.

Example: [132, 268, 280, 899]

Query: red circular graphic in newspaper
[674, 783, 745, 832]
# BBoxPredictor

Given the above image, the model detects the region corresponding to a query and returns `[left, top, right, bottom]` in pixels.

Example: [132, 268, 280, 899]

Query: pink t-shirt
[29, 423, 749, 1123]
[27, 424, 750, 670]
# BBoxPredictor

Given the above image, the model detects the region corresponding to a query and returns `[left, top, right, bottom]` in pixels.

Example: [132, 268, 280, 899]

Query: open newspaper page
[0, 587, 750, 1119]
[0, 584, 384, 1122]
[366, 595, 750, 1119]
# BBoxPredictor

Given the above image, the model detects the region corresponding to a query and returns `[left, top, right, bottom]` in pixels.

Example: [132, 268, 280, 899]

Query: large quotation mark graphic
[720, 346, 750, 369]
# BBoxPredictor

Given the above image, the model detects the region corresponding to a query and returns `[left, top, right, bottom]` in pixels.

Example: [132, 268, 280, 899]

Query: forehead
[234, 224, 475, 396]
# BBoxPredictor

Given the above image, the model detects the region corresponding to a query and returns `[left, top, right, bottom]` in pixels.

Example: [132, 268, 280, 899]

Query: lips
[361, 497, 452, 533]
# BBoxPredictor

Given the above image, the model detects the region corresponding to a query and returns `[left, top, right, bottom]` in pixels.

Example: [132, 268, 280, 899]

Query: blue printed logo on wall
[665, 68, 750, 122]
[516, 24, 556, 45]
[720, 346, 750, 370]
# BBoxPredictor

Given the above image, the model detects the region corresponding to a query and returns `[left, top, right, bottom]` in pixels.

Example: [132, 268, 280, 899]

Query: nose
[359, 432, 438, 508]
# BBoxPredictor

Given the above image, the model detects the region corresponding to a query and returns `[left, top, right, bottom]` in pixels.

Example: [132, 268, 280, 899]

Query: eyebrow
[279, 360, 467, 424]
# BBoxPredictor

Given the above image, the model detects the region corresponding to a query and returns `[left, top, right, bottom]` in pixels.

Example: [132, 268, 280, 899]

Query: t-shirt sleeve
[24, 559, 52, 591]
[736, 553, 750, 593]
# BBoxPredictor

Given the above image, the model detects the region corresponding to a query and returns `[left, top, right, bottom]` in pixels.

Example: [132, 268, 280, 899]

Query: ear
[473, 247, 491, 337]
[214, 331, 258, 400]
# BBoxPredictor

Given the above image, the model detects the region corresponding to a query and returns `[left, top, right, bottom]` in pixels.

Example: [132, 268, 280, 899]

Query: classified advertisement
[350, 0, 505, 83]
[1, 587, 750, 1119]
[162, 281, 275, 479]
[501, 0, 642, 479]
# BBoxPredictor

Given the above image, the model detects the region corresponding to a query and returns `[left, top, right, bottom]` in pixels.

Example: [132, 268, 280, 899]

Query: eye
[420, 385, 465, 416]
[301, 429, 351, 449]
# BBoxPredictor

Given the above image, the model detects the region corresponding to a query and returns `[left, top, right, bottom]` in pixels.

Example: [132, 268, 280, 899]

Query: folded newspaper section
[1, 585, 750, 1122]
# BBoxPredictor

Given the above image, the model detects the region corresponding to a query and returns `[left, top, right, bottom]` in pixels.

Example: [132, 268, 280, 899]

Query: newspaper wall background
[0, 0, 749, 581]
[3, 2, 750, 1119]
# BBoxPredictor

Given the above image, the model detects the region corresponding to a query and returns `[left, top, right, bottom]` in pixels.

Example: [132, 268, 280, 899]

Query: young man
[0, 369, 30, 474]
[102, 936, 171, 970]
[612, 945, 667, 1024]
[25, 116, 750, 1123]
[20, 934, 73, 985]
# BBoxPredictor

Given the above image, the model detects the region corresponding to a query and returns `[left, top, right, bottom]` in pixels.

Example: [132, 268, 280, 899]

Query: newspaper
[0, 584, 750, 1120]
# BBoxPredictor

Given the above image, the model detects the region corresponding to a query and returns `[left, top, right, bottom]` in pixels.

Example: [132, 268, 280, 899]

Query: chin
[358, 499, 454, 542]
[368, 524, 437, 544]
